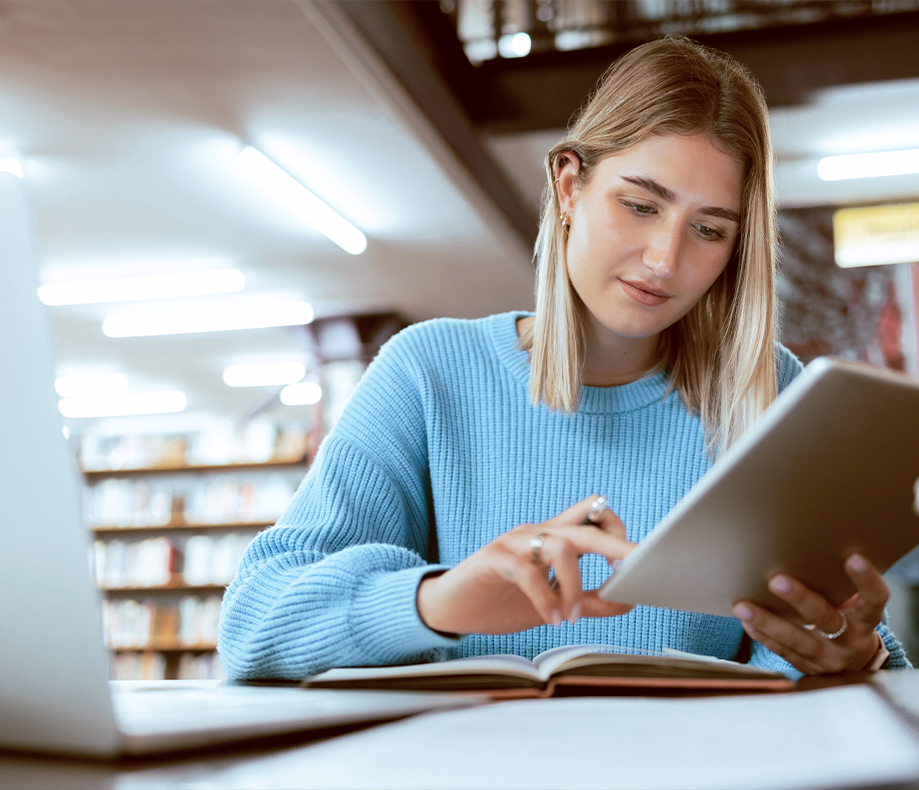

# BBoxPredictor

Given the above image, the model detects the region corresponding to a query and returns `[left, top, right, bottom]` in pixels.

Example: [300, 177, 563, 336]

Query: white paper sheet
[114, 685, 919, 790]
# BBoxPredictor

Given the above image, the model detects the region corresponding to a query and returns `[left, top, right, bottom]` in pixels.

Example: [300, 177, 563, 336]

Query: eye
[622, 201, 657, 215]
[693, 222, 726, 241]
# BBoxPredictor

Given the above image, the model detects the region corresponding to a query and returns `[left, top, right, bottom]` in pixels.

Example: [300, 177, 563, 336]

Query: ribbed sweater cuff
[878, 623, 912, 669]
[350, 564, 463, 662]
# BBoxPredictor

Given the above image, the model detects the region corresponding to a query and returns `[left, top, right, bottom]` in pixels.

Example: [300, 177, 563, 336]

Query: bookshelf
[83, 425, 312, 681]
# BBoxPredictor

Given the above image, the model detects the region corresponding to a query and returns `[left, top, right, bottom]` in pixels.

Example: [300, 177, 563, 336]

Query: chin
[594, 310, 675, 340]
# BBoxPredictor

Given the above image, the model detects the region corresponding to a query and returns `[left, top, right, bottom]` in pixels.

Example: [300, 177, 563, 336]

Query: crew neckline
[487, 311, 670, 415]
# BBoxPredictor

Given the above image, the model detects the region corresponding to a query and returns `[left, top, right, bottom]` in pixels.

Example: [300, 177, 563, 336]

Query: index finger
[561, 495, 627, 538]
[843, 553, 889, 624]
[558, 495, 610, 525]
[550, 496, 634, 561]
[592, 505, 628, 540]
[558, 522, 636, 564]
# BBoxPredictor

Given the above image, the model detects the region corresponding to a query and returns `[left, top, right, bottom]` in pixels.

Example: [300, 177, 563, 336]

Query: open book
[302, 645, 792, 698]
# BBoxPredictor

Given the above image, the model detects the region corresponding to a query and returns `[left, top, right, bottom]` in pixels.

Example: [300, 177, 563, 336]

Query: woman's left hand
[732, 553, 887, 674]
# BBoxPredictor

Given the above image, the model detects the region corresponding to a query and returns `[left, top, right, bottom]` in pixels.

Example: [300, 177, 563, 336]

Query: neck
[517, 315, 661, 387]
[581, 318, 659, 386]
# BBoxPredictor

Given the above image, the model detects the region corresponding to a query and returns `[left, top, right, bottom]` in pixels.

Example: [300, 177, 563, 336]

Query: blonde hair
[521, 36, 777, 457]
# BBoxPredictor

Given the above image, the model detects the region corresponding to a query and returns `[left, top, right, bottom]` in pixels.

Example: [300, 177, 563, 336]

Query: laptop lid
[0, 173, 122, 756]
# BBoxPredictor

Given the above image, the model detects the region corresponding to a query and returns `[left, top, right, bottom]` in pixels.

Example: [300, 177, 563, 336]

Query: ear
[554, 152, 582, 216]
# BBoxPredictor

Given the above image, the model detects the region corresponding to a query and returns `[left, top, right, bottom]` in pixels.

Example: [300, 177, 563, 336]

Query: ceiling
[5, 0, 919, 435]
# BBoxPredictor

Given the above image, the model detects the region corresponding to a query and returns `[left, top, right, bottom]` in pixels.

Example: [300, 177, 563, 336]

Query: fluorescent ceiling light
[280, 382, 322, 406]
[818, 149, 919, 181]
[222, 362, 306, 388]
[38, 268, 245, 306]
[499, 32, 531, 58]
[54, 373, 129, 398]
[0, 159, 23, 178]
[237, 146, 367, 255]
[102, 301, 314, 338]
[58, 391, 187, 419]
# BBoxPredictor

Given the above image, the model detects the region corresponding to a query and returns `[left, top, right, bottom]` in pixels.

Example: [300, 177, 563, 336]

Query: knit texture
[218, 311, 910, 679]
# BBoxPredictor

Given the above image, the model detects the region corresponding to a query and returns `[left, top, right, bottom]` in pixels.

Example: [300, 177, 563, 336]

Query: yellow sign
[833, 202, 919, 268]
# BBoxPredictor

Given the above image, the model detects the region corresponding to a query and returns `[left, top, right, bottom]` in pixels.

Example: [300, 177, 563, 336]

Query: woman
[219, 37, 907, 678]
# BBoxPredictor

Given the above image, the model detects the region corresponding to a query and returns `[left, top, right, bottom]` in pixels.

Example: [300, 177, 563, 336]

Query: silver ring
[811, 610, 848, 640]
[530, 533, 547, 565]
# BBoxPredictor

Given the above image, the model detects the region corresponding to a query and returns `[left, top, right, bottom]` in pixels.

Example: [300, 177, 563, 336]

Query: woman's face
[558, 133, 744, 346]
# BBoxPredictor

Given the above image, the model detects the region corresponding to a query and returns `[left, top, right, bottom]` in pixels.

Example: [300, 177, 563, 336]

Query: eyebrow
[620, 175, 741, 224]
[622, 175, 675, 202]
[699, 206, 741, 224]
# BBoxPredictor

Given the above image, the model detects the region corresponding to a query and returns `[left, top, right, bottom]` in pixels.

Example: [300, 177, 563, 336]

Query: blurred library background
[6, 0, 919, 678]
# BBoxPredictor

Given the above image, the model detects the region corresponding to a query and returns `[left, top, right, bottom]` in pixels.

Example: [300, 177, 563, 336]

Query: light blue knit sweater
[218, 311, 909, 678]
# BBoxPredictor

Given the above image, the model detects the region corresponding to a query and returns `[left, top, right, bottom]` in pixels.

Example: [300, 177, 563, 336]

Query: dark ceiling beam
[415, 9, 919, 135]
[332, 0, 540, 249]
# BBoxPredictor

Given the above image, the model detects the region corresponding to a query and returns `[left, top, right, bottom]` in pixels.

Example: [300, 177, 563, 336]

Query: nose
[642, 220, 681, 280]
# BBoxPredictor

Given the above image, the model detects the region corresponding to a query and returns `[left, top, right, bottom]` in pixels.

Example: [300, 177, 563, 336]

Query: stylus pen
[582, 494, 609, 526]
[548, 495, 609, 592]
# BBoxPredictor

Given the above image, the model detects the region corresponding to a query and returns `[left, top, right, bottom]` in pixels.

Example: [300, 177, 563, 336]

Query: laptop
[599, 355, 919, 619]
[0, 177, 475, 757]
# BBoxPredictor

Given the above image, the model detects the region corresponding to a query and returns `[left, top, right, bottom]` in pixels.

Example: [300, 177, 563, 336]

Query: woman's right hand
[416, 496, 637, 636]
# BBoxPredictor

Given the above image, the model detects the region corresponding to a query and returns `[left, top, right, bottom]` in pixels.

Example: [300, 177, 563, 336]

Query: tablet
[598, 357, 919, 620]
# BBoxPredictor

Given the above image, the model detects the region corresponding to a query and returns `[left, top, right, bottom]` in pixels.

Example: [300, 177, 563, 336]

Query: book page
[305, 653, 539, 685]
[530, 644, 617, 679]
[531, 644, 784, 680]
[530, 644, 661, 679]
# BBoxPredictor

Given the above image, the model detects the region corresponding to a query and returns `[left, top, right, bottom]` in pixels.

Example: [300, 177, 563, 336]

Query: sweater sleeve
[775, 341, 804, 391]
[217, 329, 462, 680]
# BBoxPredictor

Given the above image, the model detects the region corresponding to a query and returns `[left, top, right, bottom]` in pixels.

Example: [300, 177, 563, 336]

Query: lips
[619, 279, 672, 307]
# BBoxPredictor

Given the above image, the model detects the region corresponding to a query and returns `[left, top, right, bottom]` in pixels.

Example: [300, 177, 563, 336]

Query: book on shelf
[94, 532, 253, 589]
[79, 419, 311, 472]
[182, 532, 253, 585]
[110, 649, 226, 681]
[87, 474, 295, 529]
[177, 651, 226, 681]
[95, 537, 178, 588]
[302, 644, 793, 697]
[102, 595, 222, 650]
[112, 651, 168, 682]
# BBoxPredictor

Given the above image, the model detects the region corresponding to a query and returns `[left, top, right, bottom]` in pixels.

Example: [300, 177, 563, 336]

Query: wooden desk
[4, 675, 919, 790]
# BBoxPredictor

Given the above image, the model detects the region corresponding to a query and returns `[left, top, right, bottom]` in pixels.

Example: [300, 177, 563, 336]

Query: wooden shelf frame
[82, 456, 309, 480]
[109, 643, 217, 653]
[101, 581, 228, 595]
[91, 521, 271, 537]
